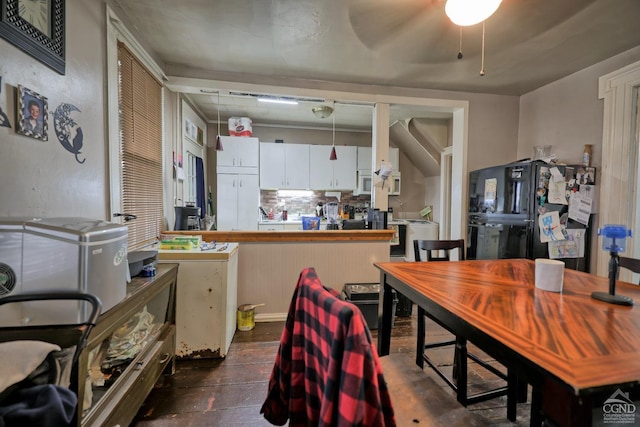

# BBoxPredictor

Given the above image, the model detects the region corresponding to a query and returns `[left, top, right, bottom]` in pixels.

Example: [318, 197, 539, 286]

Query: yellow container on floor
[237, 304, 256, 331]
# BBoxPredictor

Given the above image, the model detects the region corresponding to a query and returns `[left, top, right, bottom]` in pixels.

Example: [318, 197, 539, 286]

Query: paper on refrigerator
[547, 168, 568, 204]
[568, 192, 592, 225]
[549, 229, 585, 259]
[539, 211, 564, 243]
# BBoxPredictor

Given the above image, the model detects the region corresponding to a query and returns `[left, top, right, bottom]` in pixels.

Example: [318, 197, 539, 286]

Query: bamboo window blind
[117, 41, 163, 250]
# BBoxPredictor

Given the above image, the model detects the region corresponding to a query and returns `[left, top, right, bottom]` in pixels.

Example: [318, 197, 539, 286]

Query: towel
[0, 341, 60, 395]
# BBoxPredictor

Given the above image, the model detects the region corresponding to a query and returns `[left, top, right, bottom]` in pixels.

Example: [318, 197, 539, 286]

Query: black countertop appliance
[174, 206, 201, 230]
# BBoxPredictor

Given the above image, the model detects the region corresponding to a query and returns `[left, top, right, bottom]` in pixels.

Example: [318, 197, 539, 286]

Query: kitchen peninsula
[164, 229, 394, 321]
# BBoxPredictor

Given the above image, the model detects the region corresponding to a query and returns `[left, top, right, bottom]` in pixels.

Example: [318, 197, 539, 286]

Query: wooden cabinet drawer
[82, 325, 175, 427]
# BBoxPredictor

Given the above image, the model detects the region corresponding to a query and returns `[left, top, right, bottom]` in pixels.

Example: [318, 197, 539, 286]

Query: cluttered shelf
[77, 263, 178, 427]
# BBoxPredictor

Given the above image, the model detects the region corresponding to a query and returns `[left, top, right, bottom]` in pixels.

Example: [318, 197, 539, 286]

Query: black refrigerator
[467, 160, 596, 272]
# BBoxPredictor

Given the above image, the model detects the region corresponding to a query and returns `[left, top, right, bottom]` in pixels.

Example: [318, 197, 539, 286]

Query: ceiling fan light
[445, 0, 501, 26]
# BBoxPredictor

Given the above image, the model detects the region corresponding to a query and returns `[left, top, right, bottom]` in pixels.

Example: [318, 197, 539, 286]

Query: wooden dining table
[375, 258, 640, 427]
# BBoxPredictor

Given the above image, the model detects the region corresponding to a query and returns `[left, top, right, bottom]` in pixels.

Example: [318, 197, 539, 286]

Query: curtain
[195, 157, 205, 218]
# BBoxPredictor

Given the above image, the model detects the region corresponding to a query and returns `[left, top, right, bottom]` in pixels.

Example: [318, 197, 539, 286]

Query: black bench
[379, 353, 486, 426]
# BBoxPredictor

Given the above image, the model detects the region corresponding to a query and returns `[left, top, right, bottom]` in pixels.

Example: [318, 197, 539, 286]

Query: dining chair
[412, 239, 519, 420]
[618, 256, 640, 283]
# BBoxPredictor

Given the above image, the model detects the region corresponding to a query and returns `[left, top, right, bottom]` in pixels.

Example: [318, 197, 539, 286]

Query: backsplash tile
[259, 190, 371, 217]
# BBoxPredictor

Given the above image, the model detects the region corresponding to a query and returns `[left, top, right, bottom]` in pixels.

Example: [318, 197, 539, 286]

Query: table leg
[541, 377, 593, 427]
[416, 306, 425, 368]
[507, 370, 518, 422]
[517, 378, 528, 403]
[455, 336, 468, 405]
[530, 386, 542, 427]
[377, 273, 393, 356]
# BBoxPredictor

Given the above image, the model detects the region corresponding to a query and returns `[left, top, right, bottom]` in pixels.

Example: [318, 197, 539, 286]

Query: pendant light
[215, 91, 223, 151]
[329, 110, 337, 161]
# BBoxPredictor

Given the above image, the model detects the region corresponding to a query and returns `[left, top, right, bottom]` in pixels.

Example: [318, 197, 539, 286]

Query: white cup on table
[535, 259, 565, 292]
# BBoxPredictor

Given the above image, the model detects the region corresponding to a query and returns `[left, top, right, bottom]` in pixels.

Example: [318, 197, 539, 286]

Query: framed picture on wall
[185, 118, 197, 141]
[0, 0, 66, 75]
[16, 84, 48, 140]
[197, 127, 203, 145]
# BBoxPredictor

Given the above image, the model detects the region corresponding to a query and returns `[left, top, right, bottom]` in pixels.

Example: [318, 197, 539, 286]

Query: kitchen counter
[259, 219, 308, 225]
[259, 219, 408, 226]
[258, 219, 408, 225]
[167, 229, 394, 242]
[163, 230, 393, 320]
[154, 242, 238, 260]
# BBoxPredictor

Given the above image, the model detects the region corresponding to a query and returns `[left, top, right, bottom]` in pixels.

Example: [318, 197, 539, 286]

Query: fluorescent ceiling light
[257, 97, 298, 105]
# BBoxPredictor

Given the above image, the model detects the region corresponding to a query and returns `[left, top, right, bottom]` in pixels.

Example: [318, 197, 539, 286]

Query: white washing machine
[405, 220, 439, 261]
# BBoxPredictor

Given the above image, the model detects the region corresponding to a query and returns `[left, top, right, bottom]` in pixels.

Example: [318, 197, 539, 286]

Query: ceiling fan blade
[348, 0, 459, 64]
[348, 0, 432, 48]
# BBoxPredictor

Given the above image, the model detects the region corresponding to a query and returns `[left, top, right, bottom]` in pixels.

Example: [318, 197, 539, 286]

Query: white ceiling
[112, 0, 640, 130]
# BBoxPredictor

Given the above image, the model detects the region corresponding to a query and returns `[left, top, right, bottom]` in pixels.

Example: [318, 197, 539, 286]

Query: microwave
[355, 170, 373, 195]
[355, 170, 401, 195]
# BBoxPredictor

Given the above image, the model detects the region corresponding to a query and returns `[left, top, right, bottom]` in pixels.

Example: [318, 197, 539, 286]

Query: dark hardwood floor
[131, 312, 533, 426]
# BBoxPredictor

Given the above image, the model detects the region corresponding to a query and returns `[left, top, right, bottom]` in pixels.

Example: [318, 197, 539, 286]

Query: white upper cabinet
[260, 143, 310, 189]
[357, 146, 372, 170]
[217, 136, 259, 174]
[285, 144, 310, 189]
[309, 145, 357, 190]
[259, 143, 285, 188]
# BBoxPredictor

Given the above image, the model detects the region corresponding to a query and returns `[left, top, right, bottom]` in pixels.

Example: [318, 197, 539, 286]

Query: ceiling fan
[346, 0, 595, 66]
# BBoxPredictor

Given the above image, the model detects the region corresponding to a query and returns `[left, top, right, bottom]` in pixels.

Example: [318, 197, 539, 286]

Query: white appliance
[405, 220, 439, 261]
[323, 202, 340, 229]
[355, 170, 401, 196]
[354, 170, 372, 195]
[0, 218, 30, 324]
[0, 217, 128, 325]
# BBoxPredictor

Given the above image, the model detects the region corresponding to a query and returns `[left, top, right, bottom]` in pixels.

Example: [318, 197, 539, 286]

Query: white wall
[465, 93, 520, 171]
[518, 46, 640, 169]
[252, 125, 371, 147]
[0, 0, 107, 219]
